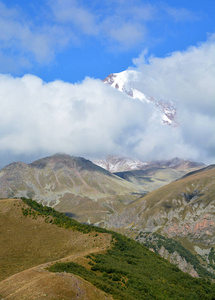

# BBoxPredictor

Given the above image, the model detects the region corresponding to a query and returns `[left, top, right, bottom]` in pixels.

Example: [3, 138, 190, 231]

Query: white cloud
[130, 35, 215, 163]
[0, 73, 155, 164]
[49, 0, 98, 35]
[132, 35, 215, 112]
[49, 0, 150, 49]
[132, 49, 148, 67]
[0, 3, 213, 166]
[0, 0, 203, 73]
[163, 4, 200, 22]
[0, 36, 214, 166]
[99, 1, 155, 49]
[0, 1, 73, 71]
[103, 20, 145, 49]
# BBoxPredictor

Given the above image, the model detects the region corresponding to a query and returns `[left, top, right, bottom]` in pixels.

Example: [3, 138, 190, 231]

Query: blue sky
[0, 0, 215, 167]
[1, 0, 214, 82]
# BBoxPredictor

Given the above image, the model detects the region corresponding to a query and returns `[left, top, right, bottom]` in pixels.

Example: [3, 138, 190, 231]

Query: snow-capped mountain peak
[103, 70, 177, 126]
[92, 155, 147, 173]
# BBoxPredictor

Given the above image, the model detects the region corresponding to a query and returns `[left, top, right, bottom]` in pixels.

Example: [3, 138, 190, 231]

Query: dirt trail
[0, 241, 113, 300]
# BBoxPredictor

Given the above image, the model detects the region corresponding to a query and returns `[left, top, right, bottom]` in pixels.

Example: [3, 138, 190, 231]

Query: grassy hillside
[0, 268, 113, 300]
[1, 198, 215, 299]
[48, 236, 215, 300]
[0, 198, 111, 282]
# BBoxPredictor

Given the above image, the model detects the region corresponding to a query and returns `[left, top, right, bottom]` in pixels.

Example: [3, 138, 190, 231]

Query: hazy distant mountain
[0, 154, 142, 224]
[103, 70, 177, 126]
[93, 156, 205, 192]
[92, 155, 148, 173]
[93, 156, 204, 172]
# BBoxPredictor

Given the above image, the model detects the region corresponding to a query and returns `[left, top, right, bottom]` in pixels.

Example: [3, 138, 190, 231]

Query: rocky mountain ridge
[107, 165, 215, 276]
[0, 154, 205, 224]
[0, 153, 143, 224]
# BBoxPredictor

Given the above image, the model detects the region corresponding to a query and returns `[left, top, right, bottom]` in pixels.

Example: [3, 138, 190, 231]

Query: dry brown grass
[0, 198, 112, 299]
[129, 167, 215, 214]
[0, 265, 113, 300]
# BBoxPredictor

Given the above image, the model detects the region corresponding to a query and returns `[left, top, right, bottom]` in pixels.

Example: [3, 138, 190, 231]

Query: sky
[0, 0, 215, 167]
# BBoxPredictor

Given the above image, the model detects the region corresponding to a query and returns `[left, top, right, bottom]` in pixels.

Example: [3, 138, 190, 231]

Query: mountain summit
[103, 70, 177, 126]
[92, 155, 147, 173]
[0, 154, 142, 225]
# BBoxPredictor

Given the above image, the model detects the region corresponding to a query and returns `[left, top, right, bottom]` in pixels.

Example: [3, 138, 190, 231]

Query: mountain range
[0, 154, 144, 225]
[93, 156, 202, 173]
[0, 154, 203, 225]
[0, 152, 214, 294]
[93, 156, 204, 192]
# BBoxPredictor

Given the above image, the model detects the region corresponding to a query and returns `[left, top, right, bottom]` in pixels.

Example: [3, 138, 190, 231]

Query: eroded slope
[108, 165, 215, 275]
[0, 154, 143, 224]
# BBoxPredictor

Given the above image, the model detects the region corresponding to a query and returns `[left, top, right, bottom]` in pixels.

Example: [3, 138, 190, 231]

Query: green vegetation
[209, 248, 215, 270]
[21, 198, 215, 300]
[21, 197, 107, 234]
[137, 232, 215, 279]
[48, 233, 215, 300]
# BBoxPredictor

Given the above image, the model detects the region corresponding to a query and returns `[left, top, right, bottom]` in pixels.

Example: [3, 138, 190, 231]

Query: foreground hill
[108, 165, 215, 276]
[1, 198, 215, 299]
[0, 198, 112, 282]
[0, 154, 143, 225]
[0, 198, 112, 299]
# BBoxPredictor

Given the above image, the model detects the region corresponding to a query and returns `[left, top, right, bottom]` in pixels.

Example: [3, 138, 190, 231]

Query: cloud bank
[0, 36, 215, 166]
[131, 35, 215, 163]
[0, 74, 155, 164]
